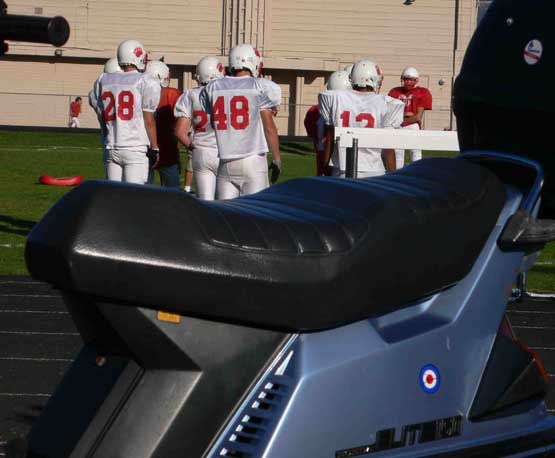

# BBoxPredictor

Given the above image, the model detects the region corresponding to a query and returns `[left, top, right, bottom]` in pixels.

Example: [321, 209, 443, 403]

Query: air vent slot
[209, 342, 299, 458]
[219, 448, 248, 457]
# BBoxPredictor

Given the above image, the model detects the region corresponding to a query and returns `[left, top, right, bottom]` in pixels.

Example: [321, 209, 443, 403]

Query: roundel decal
[420, 365, 440, 394]
[523, 39, 543, 65]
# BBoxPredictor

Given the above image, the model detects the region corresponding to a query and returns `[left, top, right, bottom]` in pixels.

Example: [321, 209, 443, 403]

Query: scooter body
[22, 152, 555, 458]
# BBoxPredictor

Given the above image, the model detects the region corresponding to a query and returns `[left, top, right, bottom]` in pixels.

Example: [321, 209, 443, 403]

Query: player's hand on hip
[147, 147, 160, 169]
[269, 159, 282, 184]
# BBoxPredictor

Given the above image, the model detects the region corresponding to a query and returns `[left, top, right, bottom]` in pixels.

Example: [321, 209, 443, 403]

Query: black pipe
[345, 137, 358, 178]
[0, 14, 70, 47]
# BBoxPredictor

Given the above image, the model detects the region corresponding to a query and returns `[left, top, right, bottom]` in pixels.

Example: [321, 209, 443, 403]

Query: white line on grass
[507, 310, 555, 315]
[0, 145, 93, 150]
[0, 392, 50, 397]
[0, 244, 25, 248]
[527, 292, 555, 299]
[0, 330, 79, 336]
[0, 356, 73, 362]
[0, 281, 42, 285]
[0, 304, 64, 309]
[512, 325, 555, 330]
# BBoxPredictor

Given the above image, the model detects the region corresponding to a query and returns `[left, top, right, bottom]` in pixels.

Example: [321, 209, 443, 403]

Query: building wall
[0, 0, 478, 133]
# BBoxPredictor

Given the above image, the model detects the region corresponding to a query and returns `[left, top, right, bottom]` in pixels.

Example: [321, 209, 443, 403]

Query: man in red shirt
[68, 97, 82, 128]
[388, 67, 432, 168]
[146, 60, 182, 188]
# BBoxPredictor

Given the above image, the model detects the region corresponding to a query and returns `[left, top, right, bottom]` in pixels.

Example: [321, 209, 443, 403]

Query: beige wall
[0, 0, 478, 133]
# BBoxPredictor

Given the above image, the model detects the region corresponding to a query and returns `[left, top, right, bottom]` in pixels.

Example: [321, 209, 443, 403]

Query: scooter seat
[26, 157, 505, 331]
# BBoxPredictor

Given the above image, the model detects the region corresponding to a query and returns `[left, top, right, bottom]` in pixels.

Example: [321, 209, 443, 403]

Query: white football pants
[69, 117, 80, 128]
[193, 148, 219, 200]
[103, 147, 148, 184]
[216, 153, 269, 200]
[395, 123, 422, 169]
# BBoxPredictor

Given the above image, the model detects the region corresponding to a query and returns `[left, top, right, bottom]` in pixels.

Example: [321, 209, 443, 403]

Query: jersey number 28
[213, 96, 249, 130]
[102, 91, 134, 121]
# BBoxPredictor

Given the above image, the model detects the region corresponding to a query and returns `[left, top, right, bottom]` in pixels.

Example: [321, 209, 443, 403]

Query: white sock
[184, 185, 191, 192]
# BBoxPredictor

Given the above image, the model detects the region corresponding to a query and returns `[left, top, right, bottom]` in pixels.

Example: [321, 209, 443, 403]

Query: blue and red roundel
[420, 365, 441, 394]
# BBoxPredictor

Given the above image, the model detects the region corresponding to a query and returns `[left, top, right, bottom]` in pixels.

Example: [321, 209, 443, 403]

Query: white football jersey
[88, 79, 102, 118]
[319, 90, 404, 172]
[95, 71, 161, 150]
[258, 77, 282, 109]
[89, 77, 108, 147]
[174, 86, 218, 153]
[200, 76, 275, 160]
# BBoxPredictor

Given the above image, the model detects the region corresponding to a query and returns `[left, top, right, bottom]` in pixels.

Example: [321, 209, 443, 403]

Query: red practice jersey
[387, 86, 432, 128]
[70, 101, 81, 118]
[155, 87, 182, 168]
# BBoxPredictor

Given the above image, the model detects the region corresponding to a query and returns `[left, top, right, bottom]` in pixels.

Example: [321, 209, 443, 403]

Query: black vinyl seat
[25, 157, 506, 331]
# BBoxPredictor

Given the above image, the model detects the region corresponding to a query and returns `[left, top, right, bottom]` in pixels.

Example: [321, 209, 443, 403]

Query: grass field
[1, 129, 554, 291]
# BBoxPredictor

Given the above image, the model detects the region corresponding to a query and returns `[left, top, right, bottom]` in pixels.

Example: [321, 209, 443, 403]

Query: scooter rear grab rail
[460, 151, 555, 249]
[460, 150, 543, 213]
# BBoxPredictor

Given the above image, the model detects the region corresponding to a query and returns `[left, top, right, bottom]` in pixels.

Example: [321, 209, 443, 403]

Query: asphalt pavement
[0, 276, 554, 457]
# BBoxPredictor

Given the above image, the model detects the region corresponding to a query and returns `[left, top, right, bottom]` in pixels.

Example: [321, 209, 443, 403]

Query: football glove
[269, 159, 282, 184]
[147, 147, 160, 169]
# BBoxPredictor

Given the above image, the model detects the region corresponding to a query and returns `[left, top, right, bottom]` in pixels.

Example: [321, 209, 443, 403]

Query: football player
[255, 51, 282, 116]
[174, 56, 225, 200]
[93, 39, 161, 184]
[145, 60, 182, 188]
[89, 57, 123, 160]
[103, 57, 123, 74]
[304, 70, 351, 175]
[346, 63, 384, 94]
[319, 59, 404, 177]
[388, 66, 433, 168]
[200, 43, 282, 199]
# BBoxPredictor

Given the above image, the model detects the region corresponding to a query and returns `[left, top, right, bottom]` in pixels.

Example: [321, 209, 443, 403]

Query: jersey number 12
[340, 111, 375, 128]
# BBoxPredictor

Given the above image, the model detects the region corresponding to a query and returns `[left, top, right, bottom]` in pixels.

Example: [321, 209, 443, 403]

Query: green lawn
[0, 130, 554, 291]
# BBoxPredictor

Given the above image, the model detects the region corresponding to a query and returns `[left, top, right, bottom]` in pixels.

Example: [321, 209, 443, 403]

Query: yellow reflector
[157, 311, 181, 324]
